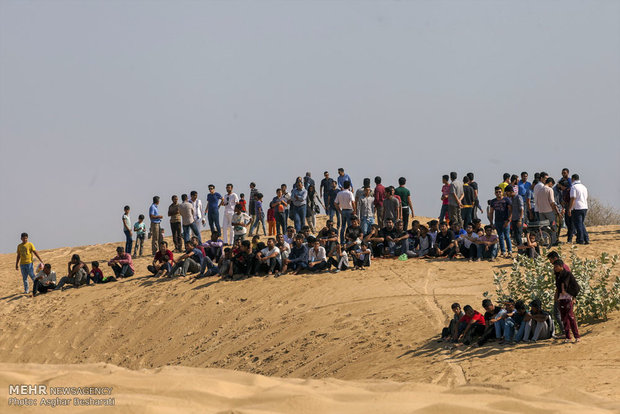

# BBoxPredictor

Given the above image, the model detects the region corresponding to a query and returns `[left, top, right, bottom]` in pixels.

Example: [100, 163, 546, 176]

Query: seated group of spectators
[441, 251, 582, 346]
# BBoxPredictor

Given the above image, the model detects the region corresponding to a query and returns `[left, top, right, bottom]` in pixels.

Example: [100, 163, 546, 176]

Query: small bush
[585, 197, 620, 226]
[489, 246, 620, 323]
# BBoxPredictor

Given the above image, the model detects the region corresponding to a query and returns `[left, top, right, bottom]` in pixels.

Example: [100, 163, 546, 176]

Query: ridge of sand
[1, 218, 619, 412]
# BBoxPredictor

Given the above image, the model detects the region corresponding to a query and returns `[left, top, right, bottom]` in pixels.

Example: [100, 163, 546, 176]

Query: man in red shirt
[456, 305, 486, 345]
[148, 241, 174, 277]
[374, 176, 386, 228]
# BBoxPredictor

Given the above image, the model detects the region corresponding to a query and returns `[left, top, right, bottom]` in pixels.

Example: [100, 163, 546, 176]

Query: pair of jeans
[565, 213, 575, 242]
[503, 317, 516, 341]
[360, 216, 374, 236]
[293, 204, 307, 232]
[20, 263, 36, 293]
[207, 210, 221, 235]
[494, 222, 512, 253]
[339, 209, 353, 243]
[572, 209, 589, 243]
[477, 244, 498, 259]
[134, 234, 145, 256]
[461, 207, 473, 227]
[514, 320, 532, 342]
[171, 221, 183, 251]
[494, 319, 505, 338]
[111, 264, 134, 278]
[249, 213, 267, 235]
[171, 257, 200, 276]
[275, 211, 286, 235]
[124, 230, 133, 253]
[510, 220, 523, 246]
[439, 204, 449, 222]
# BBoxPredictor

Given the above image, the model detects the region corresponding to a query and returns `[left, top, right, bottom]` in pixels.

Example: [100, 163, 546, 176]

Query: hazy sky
[1, 1, 619, 253]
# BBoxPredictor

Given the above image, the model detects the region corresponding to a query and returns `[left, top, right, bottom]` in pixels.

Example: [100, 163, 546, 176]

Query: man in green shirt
[394, 177, 414, 231]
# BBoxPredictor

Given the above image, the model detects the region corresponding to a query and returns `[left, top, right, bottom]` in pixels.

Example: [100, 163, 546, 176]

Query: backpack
[565, 273, 581, 297]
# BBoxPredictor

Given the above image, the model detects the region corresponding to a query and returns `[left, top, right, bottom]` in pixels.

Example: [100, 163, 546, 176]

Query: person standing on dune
[149, 196, 163, 256]
[15, 232, 44, 295]
[221, 184, 239, 245]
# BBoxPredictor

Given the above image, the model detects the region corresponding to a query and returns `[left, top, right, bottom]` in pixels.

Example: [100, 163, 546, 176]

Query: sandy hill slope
[1, 218, 619, 413]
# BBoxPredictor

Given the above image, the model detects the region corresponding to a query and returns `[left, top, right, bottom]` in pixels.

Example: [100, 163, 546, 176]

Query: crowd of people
[441, 251, 581, 346]
[15, 168, 591, 296]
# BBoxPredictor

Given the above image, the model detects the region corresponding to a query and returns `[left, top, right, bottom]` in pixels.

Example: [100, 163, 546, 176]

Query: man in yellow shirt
[15, 232, 44, 294]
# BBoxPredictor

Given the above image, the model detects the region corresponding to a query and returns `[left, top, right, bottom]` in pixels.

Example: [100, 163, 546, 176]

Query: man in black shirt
[377, 218, 397, 257]
[461, 176, 475, 227]
[477, 298, 503, 346]
[387, 219, 409, 256]
[320, 171, 335, 214]
[434, 222, 456, 258]
[345, 216, 363, 251]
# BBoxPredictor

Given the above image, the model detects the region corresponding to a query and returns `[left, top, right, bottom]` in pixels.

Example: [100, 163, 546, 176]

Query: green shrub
[488, 246, 620, 322]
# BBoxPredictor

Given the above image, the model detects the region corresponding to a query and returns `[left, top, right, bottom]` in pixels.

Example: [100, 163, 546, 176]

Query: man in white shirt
[255, 238, 282, 275]
[532, 172, 548, 219]
[568, 174, 589, 244]
[33, 263, 56, 297]
[335, 181, 356, 244]
[308, 237, 328, 272]
[220, 183, 239, 245]
[189, 191, 204, 244]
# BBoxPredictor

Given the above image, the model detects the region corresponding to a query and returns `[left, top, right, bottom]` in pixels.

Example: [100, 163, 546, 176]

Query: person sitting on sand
[217, 248, 233, 277]
[387, 219, 409, 257]
[495, 299, 517, 344]
[327, 242, 349, 273]
[455, 305, 486, 345]
[255, 238, 282, 276]
[307, 237, 328, 273]
[553, 259, 581, 343]
[344, 216, 364, 253]
[32, 263, 56, 297]
[318, 220, 339, 253]
[433, 222, 456, 259]
[351, 241, 372, 269]
[527, 299, 555, 341]
[517, 232, 540, 259]
[459, 224, 479, 261]
[56, 254, 89, 290]
[376, 218, 396, 257]
[227, 240, 255, 281]
[203, 232, 224, 262]
[107, 247, 135, 279]
[87, 261, 104, 284]
[512, 300, 531, 343]
[170, 240, 203, 277]
[476, 299, 503, 346]
[441, 303, 464, 342]
[427, 220, 439, 246]
[148, 241, 174, 277]
[363, 224, 384, 258]
[476, 225, 499, 261]
[281, 235, 308, 275]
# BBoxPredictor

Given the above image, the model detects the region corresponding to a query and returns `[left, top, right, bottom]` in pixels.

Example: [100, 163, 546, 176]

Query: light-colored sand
[1, 217, 619, 412]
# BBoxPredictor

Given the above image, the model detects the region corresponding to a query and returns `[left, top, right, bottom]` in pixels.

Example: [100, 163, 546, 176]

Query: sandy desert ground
[1, 216, 619, 413]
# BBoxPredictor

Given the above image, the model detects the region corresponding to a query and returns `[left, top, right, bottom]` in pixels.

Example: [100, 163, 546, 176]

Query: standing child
[133, 214, 146, 256]
[122, 206, 132, 254]
[238, 193, 247, 213]
[267, 206, 276, 236]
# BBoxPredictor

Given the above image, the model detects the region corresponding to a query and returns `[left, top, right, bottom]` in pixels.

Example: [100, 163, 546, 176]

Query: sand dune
[1, 217, 619, 412]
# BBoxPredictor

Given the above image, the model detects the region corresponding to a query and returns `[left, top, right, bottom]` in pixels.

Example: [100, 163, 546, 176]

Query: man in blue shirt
[291, 181, 308, 232]
[149, 196, 163, 256]
[337, 168, 353, 191]
[206, 184, 223, 235]
[518, 172, 532, 222]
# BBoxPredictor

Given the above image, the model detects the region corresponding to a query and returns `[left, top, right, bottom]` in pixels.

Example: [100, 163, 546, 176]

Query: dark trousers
[460, 244, 477, 259]
[353, 256, 370, 267]
[402, 207, 410, 231]
[511, 220, 523, 246]
[565, 213, 575, 242]
[477, 325, 496, 346]
[275, 211, 286, 235]
[436, 246, 456, 258]
[572, 209, 589, 243]
[308, 260, 328, 272]
[124, 230, 133, 254]
[439, 204, 449, 222]
[559, 299, 580, 339]
[33, 280, 55, 296]
[111, 264, 134, 278]
[458, 322, 486, 345]
[461, 207, 473, 227]
[171, 222, 183, 251]
[207, 210, 221, 234]
[256, 258, 281, 274]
